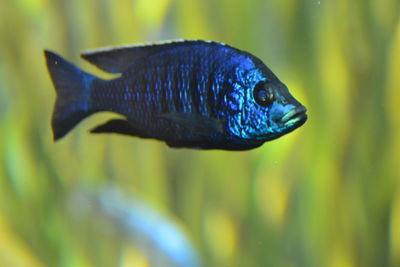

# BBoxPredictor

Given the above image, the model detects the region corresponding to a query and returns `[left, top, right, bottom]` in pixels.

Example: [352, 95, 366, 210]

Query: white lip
[281, 109, 297, 122]
[284, 116, 302, 126]
[281, 107, 307, 125]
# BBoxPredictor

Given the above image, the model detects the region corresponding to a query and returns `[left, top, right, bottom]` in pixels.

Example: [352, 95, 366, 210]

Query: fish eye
[253, 82, 274, 107]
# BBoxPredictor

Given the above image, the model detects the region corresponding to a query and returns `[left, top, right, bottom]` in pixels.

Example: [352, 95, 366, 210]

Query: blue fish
[45, 40, 307, 150]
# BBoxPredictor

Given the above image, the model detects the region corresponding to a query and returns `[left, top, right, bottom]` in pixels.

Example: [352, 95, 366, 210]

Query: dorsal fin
[81, 40, 226, 74]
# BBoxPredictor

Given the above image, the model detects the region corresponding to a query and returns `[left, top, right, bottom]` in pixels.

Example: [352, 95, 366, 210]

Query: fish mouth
[281, 106, 307, 127]
[250, 106, 307, 141]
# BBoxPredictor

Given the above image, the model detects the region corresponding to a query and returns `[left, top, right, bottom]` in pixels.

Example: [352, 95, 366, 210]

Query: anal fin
[90, 119, 147, 138]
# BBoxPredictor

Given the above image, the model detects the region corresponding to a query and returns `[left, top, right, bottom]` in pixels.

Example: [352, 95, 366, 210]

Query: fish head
[225, 66, 307, 142]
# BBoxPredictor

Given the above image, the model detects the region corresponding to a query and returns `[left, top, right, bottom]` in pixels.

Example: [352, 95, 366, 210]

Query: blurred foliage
[1, 0, 400, 266]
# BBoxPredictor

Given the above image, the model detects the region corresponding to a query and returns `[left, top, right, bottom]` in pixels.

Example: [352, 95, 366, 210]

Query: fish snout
[281, 106, 307, 126]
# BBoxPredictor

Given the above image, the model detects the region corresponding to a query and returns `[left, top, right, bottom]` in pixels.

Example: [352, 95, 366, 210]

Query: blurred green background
[1, 0, 400, 266]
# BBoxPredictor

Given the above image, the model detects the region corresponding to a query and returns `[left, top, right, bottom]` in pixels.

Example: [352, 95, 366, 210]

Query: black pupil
[254, 82, 274, 107]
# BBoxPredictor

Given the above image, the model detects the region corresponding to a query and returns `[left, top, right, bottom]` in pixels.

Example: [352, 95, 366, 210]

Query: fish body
[45, 40, 307, 150]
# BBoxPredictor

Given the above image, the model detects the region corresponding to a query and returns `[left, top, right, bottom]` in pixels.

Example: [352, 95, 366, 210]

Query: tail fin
[44, 50, 97, 140]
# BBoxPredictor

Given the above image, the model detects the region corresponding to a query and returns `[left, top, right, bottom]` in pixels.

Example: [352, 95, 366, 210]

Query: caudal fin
[45, 50, 97, 140]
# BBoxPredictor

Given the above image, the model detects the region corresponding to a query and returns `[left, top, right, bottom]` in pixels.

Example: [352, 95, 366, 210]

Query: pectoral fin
[160, 113, 224, 137]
